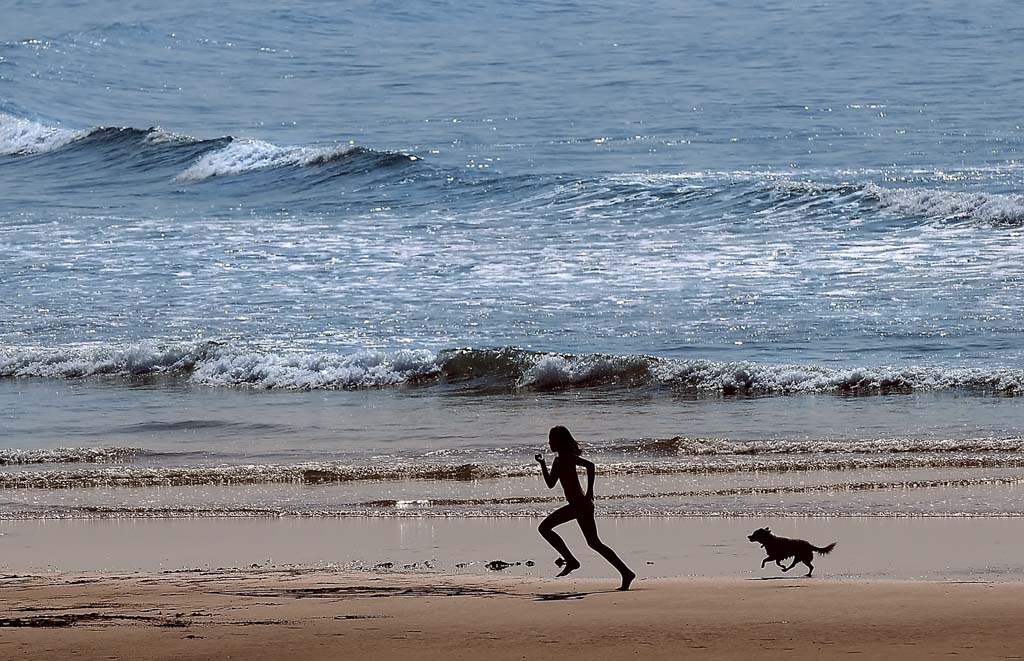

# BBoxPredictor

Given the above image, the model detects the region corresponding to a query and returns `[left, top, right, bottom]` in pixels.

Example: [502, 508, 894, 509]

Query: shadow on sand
[532, 589, 624, 601]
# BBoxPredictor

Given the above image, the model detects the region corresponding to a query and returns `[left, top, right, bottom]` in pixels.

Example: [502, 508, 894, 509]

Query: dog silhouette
[748, 527, 836, 577]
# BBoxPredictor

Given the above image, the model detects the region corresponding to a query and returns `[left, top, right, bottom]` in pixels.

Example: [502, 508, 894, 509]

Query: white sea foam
[866, 183, 1024, 225]
[767, 178, 857, 196]
[189, 348, 440, 389]
[0, 343, 444, 389]
[175, 138, 359, 181]
[659, 360, 1024, 395]
[143, 127, 198, 145]
[0, 343, 197, 379]
[0, 112, 83, 155]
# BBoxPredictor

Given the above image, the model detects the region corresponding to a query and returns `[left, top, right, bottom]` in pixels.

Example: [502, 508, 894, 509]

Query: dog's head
[748, 527, 772, 544]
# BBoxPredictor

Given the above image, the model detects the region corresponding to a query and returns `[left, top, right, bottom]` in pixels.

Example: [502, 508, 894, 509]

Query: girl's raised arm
[536, 454, 559, 489]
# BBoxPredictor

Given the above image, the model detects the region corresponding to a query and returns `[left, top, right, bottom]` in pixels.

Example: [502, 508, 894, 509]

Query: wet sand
[4, 516, 1024, 580]
[3, 569, 1024, 660]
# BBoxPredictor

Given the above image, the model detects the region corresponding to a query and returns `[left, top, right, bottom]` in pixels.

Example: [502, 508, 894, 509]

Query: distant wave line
[4, 113, 1024, 225]
[0, 112, 418, 181]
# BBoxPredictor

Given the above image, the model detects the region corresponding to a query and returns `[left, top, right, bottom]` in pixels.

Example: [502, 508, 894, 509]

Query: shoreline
[3, 570, 1024, 660]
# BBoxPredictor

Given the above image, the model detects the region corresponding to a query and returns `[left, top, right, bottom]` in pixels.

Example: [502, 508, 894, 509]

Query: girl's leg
[576, 506, 636, 590]
[538, 504, 581, 576]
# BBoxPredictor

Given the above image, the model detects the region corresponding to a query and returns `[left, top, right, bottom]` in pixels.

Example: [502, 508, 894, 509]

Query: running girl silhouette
[535, 425, 636, 590]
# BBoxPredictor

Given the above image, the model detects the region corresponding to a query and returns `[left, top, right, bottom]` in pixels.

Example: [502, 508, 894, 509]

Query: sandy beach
[4, 517, 1024, 659]
[4, 569, 1024, 660]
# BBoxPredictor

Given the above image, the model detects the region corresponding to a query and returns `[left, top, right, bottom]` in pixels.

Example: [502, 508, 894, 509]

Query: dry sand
[3, 569, 1024, 660]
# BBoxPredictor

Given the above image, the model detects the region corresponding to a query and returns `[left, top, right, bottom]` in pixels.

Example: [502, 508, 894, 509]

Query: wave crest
[0, 112, 83, 155]
[866, 182, 1024, 226]
[175, 138, 418, 181]
[175, 138, 350, 181]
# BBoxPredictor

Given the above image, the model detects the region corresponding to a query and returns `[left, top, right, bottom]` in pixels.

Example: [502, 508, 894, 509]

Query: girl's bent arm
[576, 457, 596, 500]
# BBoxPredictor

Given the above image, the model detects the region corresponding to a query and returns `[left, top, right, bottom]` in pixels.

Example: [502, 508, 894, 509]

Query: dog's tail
[814, 542, 837, 555]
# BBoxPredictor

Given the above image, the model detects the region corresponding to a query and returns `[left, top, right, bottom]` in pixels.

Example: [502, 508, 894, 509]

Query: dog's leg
[804, 560, 814, 578]
[783, 558, 799, 572]
[761, 557, 771, 568]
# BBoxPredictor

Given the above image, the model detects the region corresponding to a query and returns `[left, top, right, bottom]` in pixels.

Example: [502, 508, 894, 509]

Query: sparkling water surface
[2, 0, 1024, 519]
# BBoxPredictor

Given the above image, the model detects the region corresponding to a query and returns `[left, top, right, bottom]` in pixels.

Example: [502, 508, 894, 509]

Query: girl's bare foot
[555, 558, 581, 577]
[618, 569, 636, 591]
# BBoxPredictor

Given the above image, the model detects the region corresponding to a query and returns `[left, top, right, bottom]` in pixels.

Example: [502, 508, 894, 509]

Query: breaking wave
[0, 342, 206, 379]
[865, 182, 1024, 226]
[3, 343, 1024, 396]
[190, 347, 440, 389]
[174, 139, 418, 181]
[0, 112, 418, 183]
[0, 112, 83, 155]
[445, 348, 1024, 395]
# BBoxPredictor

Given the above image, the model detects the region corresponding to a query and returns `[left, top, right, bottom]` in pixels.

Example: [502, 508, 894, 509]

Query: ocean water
[3, 0, 1024, 520]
